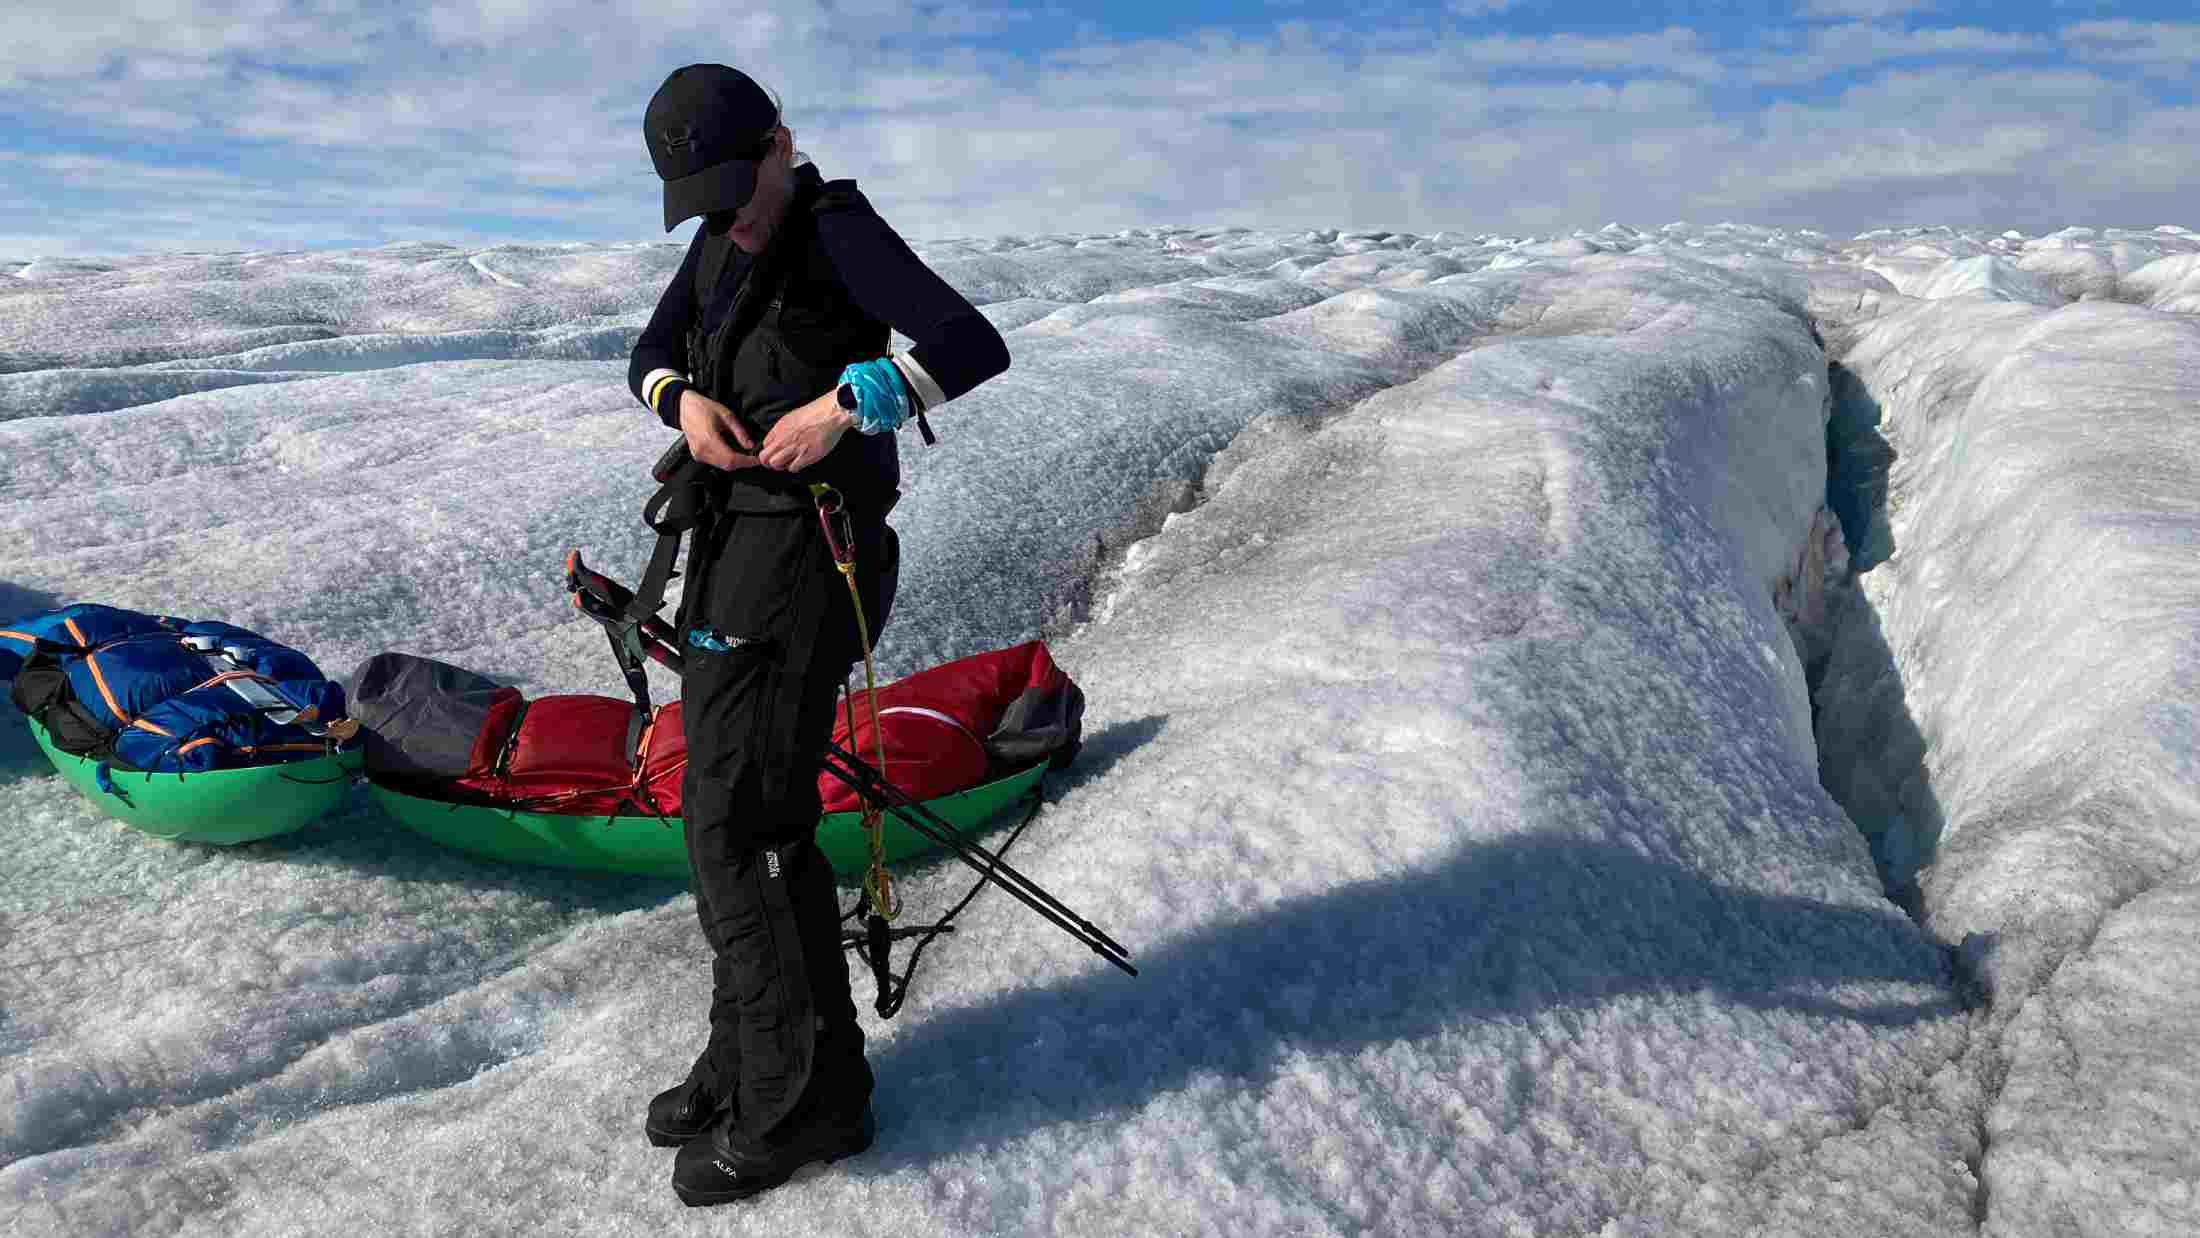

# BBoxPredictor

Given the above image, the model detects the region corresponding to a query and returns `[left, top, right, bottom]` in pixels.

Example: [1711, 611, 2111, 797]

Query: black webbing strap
[610, 474, 722, 717]
[26, 635, 91, 655]
[694, 230, 733, 308]
[633, 476, 709, 632]
[607, 624, 652, 714]
[567, 549, 664, 716]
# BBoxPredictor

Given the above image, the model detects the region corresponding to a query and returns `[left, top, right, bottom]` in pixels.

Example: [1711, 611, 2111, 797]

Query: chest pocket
[736, 327, 825, 425]
[711, 227, 889, 436]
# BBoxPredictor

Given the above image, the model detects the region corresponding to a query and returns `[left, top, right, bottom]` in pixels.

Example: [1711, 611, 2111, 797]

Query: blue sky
[1, 2, 2195, 257]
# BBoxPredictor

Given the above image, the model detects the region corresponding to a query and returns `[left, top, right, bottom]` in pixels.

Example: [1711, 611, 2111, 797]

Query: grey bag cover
[349, 652, 513, 784]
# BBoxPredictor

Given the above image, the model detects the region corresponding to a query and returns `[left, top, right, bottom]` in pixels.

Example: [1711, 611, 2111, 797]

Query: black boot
[671, 978, 879, 1203]
[669, 836, 875, 1204]
[671, 1088, 876, 1206]
[648, 865, 748, 1147]
[645, 1052, 729, 1147]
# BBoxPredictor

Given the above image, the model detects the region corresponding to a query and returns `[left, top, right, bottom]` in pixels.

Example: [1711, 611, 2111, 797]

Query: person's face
[713, 127, 793, 254]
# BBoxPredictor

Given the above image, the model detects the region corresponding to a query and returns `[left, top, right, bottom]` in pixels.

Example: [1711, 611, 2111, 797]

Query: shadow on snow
[862, 832, 1959, 1172]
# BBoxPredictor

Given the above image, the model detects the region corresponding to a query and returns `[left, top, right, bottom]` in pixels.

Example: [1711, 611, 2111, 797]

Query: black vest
[686, 172, 898, 513]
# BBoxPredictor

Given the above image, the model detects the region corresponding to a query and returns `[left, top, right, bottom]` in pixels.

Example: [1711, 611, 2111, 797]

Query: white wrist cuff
[642, 368, 685, 414]
[889, 352, 947, 412]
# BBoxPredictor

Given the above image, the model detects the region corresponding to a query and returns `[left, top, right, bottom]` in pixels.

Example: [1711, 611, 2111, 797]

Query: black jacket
[628, 165, 1009, 511]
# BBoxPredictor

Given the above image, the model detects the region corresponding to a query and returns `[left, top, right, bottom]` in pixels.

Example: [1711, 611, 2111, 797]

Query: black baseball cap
[644, 65, 781, 232]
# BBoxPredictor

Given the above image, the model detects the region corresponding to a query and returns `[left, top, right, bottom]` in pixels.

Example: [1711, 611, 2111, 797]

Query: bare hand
[678, 390, 761, 471]
[758, 389, 856, 472]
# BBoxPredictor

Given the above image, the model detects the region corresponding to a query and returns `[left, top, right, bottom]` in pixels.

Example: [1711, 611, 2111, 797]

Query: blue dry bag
[2, 603, 347, 773]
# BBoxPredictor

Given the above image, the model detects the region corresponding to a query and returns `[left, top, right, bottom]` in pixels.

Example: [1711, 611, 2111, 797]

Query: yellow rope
[815, 483, 897, 922]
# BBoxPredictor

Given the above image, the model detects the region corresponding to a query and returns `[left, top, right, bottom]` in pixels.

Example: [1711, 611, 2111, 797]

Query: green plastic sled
[367, 759, 1050, 880]
[26, 718, 359, 845]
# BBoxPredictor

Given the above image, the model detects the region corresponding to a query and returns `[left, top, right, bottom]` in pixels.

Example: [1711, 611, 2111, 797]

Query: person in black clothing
[628, 64, 1008, 1206]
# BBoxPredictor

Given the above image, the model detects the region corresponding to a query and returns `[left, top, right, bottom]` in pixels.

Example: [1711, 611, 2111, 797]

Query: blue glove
[839, 359, 914, 435]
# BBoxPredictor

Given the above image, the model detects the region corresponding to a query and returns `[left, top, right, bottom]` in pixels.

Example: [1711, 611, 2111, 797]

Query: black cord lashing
[841, 787, 1047, 1018]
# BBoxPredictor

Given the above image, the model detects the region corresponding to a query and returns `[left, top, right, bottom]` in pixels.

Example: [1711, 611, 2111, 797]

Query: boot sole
[671, 1129, 875, 1207]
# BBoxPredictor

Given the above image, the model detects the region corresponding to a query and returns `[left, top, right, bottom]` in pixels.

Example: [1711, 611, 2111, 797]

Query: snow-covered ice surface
[1, 219, 2196, 1236]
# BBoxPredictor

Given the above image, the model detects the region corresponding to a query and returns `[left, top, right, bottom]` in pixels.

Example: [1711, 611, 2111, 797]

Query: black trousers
[678, 502, 893, 1139]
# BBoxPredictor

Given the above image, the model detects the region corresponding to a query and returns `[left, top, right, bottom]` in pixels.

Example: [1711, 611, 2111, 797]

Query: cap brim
[662, 159, 760, 232]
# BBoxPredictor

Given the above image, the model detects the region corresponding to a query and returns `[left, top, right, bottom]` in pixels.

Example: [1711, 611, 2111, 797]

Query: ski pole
[818, 745, 1136, 977]
[818, 741, 1137, 976]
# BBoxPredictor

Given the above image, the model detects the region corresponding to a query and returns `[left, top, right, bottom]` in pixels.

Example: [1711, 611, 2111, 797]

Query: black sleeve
[628, 227, 709, 428]
[815, 196, 1009, 406]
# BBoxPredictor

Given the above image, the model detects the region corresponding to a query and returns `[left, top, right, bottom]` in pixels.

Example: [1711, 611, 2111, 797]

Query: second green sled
[368, 758, 1049, 880]
[26, 717, 359, 845]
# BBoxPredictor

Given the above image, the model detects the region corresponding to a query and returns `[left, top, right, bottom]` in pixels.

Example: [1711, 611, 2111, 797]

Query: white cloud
[1, 5, 2196, 255]
[0, 0, 396, 84]
[2062, 20, 2200, 76]
[1744, 23, 2050, 86]
[1671, 66, 2189, 231]
[1449, 28, 1726, 81]
[1799, 0, 1939, 18]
